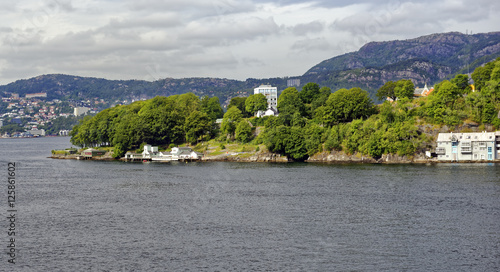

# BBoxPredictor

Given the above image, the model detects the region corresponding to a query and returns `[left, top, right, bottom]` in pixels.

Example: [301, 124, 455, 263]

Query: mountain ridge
[2, 31, 500, 104]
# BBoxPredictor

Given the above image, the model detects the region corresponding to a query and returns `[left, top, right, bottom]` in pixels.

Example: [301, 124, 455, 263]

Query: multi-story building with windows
[436, 132, 499, 161]
[254, 85, 278, 110]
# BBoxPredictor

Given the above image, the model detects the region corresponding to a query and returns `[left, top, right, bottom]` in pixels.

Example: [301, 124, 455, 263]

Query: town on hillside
[0, 91, 150, 138]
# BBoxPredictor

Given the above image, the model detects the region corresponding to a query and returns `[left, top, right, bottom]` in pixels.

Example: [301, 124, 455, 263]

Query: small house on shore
[124, 145, 203, 161]
[142, 145, 159, 159]
[125, 151, 143, 161]
[170, 147, 203, 160]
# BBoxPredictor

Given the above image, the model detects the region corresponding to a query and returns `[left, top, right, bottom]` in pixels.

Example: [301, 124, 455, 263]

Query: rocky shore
[50, 150, 499, 164]
[201, 152, 289, 163]
[306, 151, 434, 164]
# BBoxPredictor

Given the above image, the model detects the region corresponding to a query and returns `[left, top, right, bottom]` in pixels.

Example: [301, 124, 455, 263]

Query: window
[461, 146, 471, 153]
[488, 147, 493, 153]
[436, 147, 446, 155]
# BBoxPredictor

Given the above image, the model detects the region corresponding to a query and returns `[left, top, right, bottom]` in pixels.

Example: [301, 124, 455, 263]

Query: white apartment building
[436, 131, 499, 161]
[254, 85, 278, 110]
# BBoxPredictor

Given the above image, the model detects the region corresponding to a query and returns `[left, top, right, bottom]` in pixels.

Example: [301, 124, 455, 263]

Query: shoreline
[49, 151, 500, 164]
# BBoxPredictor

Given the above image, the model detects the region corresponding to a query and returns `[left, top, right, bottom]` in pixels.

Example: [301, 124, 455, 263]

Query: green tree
[304, 124, 326, 156]
[323, 87, 374, 126]
[324, 125, 343, 151]
[277, 87, 305, 125]
[221, 106, 243, 137]
[264, 125, 307, 161]
[245, 93, 268, 115]
[176, 93, 201, 117]
[472, 61, 495, 91]
[184, 111, 212, 144]
[311, 86, 331, 114]
[235, 120, 252, 143]
[376, 81, 397, 101]
[299, 82, 320, 104]
[201, 96, 224, 121]
[228, 97, 249, 117]
[451, 74, 471, 93]
[394, 79, 415, 100]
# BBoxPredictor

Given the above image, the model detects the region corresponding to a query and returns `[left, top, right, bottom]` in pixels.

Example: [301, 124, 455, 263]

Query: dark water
[1, 137, 499, 271]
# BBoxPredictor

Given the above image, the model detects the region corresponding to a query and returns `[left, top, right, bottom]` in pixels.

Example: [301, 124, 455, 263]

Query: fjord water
[1, 137, 499, 271]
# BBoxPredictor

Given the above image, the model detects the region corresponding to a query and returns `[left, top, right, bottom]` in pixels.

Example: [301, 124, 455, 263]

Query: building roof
[414, 84, 434, 97]
[171, 147, 193, 155]
[437, 132, 496, 142]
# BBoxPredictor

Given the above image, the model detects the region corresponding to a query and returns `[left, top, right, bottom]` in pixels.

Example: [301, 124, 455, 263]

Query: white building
[25, 93, 47, 99]
[287, 79, 300, 87]
[28, 129, 46, 137]
[256, 108, 278, 118]
[142, 144, 159, 158]
[254, 85, 278, 110]
[414, 84, 434, 97]
[59, 130, 70, 136]
[152, 146, 203, 161]
[436, 131, 499, 161]
[74, 107, 90, 116]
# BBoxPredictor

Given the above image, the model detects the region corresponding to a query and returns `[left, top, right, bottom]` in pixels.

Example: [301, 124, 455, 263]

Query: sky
[0, 0, 499, 85]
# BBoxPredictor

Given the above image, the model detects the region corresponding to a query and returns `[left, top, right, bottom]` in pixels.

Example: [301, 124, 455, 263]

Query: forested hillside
[69, 58, 500, 161]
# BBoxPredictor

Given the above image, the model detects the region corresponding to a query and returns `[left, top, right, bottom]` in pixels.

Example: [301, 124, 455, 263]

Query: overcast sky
[0, 0, 499, 85]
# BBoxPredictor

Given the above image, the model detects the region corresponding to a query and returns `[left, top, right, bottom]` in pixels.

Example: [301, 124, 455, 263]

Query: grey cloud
[291, 38, 331, 52]
[47, 0, 75, 13]
[180, 16, 280, 46]
[292, 21, 324, 36]
[127, 0, 256, 19]
[332, 0, 499, 38]
[241, 57, 266, 67]
[104, 15, 183, 30]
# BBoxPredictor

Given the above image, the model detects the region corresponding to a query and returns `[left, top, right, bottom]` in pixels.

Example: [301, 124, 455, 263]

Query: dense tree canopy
[277, 87, 305, 125]
[200, 96, 224, 121]
[70, 93, 218, 158]
[322, 87, 374, 125]
[228, 97, 250, 117]
[299, 82, 320, 104]
[185, 111, 211, 144]
[235, 120, 252, 143]
[245, 93, 268, 115]
[376, 79, 415, 101]
[221, 106, 243, 138]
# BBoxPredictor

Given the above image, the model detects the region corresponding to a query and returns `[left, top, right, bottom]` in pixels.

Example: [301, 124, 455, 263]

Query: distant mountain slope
[0, 74, 288, 106]
[305, 31, 500, 76]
